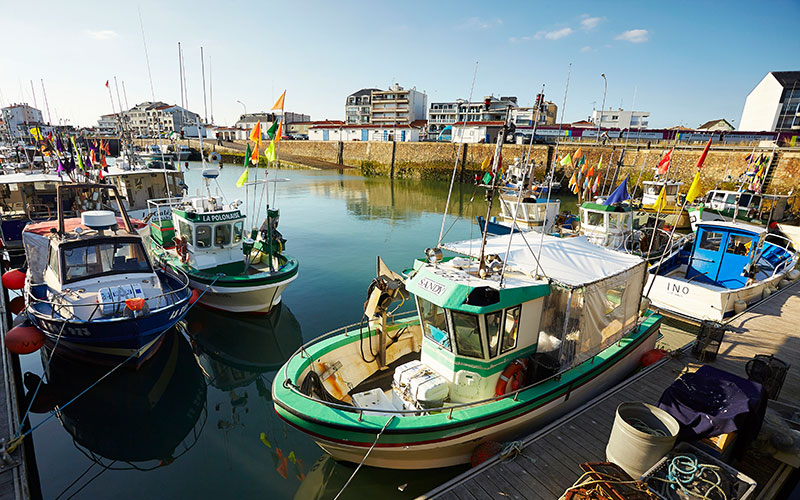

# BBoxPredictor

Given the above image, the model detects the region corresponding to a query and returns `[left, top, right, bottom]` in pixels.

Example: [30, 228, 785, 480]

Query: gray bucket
[606, 402, 680, 478]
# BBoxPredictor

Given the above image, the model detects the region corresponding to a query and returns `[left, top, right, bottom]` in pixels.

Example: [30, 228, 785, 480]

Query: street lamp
[597, 73, 607, 144]
[236, 100, 247, 117]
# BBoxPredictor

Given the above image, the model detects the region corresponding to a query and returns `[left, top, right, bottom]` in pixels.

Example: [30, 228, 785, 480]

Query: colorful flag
[568, 172, 577, 189]
[265, 140, 276, 162]
[696, 137, 712, 169]
[249, 121, 262, 146]
[587, 166, 595, 177]
[274, 120, 283, 143]
[251, 142, 259, 165]
[653, 186, 667, 212]
[657, 148, 673, 175]
[271, 91, 286, 111]
[71, 137, 85, 170]
[29, 127, 43, 141]
[593, 172, 603, 194]
[559, 153, 573, 167]
[583, 174, 590, 189]
[105, 80, 109, 88]
[575, 147, 587, 172]
[481, 155, 492, 170]
[236, 167, 249, 188]
[266, 120, 279, 140]
[243, 143, 252, 168]
[686, 171, 702, 203]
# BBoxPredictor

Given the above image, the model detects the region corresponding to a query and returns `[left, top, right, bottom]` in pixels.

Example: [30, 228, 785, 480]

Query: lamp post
[597, 73, 607, 144]
[236, 100, 247, 117]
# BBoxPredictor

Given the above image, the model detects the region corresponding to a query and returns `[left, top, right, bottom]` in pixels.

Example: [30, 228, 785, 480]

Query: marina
[2, 3, 800, 499]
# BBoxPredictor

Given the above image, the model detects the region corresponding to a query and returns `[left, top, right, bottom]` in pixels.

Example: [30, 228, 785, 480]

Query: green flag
[559, 153, 572, 167]
[266, 121, 279, 140]
[575, 155, 586, 167]
[71, 137, 85, 170]
[265, 140, 276, 162]
[243, 143, 252, 167]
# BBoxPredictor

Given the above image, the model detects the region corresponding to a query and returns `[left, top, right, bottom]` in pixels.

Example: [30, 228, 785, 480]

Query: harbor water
[15, 164, 688, 499]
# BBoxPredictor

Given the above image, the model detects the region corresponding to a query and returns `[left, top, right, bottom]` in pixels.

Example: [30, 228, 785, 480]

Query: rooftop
[770, 71, 800, 88]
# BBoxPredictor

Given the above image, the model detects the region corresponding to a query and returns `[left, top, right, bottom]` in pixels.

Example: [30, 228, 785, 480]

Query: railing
[280, 311, 655, 419]
[26, 266, 191, 323]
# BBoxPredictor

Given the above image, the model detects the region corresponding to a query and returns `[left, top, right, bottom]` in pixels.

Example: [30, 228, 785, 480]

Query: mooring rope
[333, 415, 395, 500]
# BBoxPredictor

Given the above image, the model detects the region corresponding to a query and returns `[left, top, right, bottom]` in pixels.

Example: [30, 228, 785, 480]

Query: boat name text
[196, 211, 242, 222]
[418, 278, 446, 296]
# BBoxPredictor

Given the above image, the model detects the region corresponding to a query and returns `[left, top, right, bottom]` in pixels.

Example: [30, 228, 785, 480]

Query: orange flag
[249, 121, 262, 146]
[274, 120, 283, 143]
[271, 91, 286, 111]
[587, 166, 594, 177]
[252, 141, 259, 165]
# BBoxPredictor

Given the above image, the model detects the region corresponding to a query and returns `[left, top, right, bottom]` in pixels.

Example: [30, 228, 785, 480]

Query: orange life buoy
[495, 359, 528, 396]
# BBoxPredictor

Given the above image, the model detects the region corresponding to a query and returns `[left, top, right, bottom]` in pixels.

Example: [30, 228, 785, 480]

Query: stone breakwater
[140, 139, 800, 194]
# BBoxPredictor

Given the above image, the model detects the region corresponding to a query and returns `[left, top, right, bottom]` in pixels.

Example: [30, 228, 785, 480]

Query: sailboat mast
[478, 106, 512, 276]
[201, 46, 208, 124]
[209, 58, 214, 125]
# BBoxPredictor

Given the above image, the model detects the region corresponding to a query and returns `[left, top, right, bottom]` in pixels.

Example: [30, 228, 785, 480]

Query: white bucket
[606, 402, 680, 478]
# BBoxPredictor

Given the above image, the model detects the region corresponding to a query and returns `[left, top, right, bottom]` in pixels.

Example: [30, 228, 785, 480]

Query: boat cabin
[399, 234, 646, 406]
[498, 196, 561, 233]
[149, 196, 247, 271]
[579, 202, 633, 249]
[104, 168, 185, 217]
[641, 180, 683, 207]
[702, 190, 789, 222]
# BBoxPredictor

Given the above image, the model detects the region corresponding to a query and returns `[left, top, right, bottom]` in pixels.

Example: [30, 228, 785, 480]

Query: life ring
[175, 237, 189, 263]
[209, 152, 221, 163]
[495, 359, 528, 396]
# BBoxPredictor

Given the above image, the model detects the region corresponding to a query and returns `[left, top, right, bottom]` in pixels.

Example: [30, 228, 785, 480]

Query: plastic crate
[640, 442, 756, 500]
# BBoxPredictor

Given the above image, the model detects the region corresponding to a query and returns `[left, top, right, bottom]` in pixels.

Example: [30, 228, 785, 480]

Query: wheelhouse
[579, 202, 633, 249]
[642, 180, 683, 207]
[55, 236, 152, 284]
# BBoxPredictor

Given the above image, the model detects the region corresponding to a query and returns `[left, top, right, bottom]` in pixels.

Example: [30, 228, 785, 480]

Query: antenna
[137, 7, 157, 103]
[40, 79, 52, 125]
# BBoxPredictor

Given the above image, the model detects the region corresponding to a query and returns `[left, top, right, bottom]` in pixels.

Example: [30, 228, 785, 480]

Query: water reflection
[26, 331, 206, 468]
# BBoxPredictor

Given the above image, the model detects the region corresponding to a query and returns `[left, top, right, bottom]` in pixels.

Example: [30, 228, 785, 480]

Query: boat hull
[189, 274, 297, 314]
[273, 316, 660, 469]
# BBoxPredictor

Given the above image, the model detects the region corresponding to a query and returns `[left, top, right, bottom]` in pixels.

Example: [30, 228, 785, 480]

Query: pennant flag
[251, 142, 259, 165]
[575, 147, 587, 172]
[265, 140, 276, 162]
[249, 121, 262, 146]
[559, 153, 573, 167]
[29, 127, 43, 141]
[242, 143, 252, 168]
[572, 178, 580, 195]
[271, 91, 286, 111]
[71, 138, 85, 170]
[603, 176, 630, 205]
[593, 172, 602, 194]
[696, 137, 712, 169]
[274, 120, 283, 143]
[582, 174, 590, 189]
[653, 186, 667, 212]
[686, 171, 702, 203]
[568, 172, 577, 189]
[657, 148, 673, 175]
[481, 155, 492, 170]
[105, 80, 109, 88]
[266, 120, 279, 140]
[236, 167, 249, 188]
[587, 165, 595, 177]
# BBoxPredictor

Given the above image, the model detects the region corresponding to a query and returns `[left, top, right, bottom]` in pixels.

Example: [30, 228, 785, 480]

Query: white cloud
[580, 46, 595, 53]
[580, 16, 604, 30]
[615, 29, 649, 43]
[458, 17, 503, 30]
[535, 27, 574, 40]
[86, 30, 118, 40]
[509, 35, 532, 43]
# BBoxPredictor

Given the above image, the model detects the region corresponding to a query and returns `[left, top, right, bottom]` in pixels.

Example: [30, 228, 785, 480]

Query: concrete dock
[423, 283, 800, 500]
[0, 269, 33, 500]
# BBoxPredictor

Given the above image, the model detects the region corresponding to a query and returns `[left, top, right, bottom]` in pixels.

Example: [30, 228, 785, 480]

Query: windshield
[62, 240, 151, 283]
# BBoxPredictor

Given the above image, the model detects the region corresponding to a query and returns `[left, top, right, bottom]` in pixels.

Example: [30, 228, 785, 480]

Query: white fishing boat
[646, 220, 798, 323]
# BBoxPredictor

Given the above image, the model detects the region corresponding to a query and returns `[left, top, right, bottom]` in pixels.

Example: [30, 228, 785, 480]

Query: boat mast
[209, 57, 214, 125]
[478, 106, 512, 277]
[200, 47, 208, 125]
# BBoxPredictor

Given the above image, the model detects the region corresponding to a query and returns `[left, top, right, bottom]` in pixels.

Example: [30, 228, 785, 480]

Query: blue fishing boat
[22, 183, 193, 367]
[646, 220, 798, 323]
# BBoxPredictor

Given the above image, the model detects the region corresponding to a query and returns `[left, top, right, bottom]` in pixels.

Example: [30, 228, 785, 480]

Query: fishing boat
[638, 179, 691, 229]
[22, 183, 193, 366]
[101, 163, 186, 219]
[173, 145, 192, 161]
[147, 167, 298, 314]
[687, 189, 794, 231]
[645, 220, 798, 323]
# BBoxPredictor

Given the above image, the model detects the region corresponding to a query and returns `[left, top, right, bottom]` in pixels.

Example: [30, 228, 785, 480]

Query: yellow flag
[271, 91, 286, 111]
[29, 127, 42, 141]
[265, 140, 276, 162]
[236, 167, 249, 188]
[686, 171, 702, 203]
[653, 186, 667, 212]
[481, 155, 492, 170]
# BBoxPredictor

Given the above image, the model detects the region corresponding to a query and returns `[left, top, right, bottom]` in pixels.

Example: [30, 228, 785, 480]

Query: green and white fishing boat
[146, 167, 298, 314]
[273, 110, 661, 469]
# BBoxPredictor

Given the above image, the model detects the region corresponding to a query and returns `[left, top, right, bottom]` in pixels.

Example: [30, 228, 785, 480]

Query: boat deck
[424, 282, 800, 499]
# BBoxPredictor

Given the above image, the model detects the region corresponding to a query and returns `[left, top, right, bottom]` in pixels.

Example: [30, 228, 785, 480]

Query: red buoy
[1, 269, 26, 290]
[189, 288, 201, 305]
[9, 296, 25, 315]
[640, 349, 668, 367]
[4, 325, 45, 354]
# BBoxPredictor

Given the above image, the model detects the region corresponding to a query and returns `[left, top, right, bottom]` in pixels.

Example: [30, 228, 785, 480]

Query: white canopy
[443, 233, 644, 287]
[0, 172, 65, 184]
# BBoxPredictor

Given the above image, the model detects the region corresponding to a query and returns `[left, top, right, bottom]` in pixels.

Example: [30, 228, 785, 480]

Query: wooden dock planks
[424, 282, 800, 500]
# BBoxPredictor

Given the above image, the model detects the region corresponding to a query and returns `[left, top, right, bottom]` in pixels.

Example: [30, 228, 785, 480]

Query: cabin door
[686, 227, 728, 285]
[716, 231, 756, 288]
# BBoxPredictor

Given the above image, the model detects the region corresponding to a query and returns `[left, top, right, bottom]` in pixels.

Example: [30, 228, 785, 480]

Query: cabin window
[501, 306, 521, 354]
[699, 231, 723, 252]
[645, 185, 658, 196]
[178, 220, 193, 245]
[233, 221, 244, 244]
[215, 224, 232, 247]
[584, 211, 604, 227]
[452, 311, 483, 359]
[62, 241, 150, 283]
[196, 225, 212, 248]
[738, 194, 752, 207]
[705, 192, 714, 203]
[47, 246, 59, 275]
[486, 311, 503, 358]
[666, 185, 678, 196]
[726, 234, 753, 256]
[608, 214, 629, 230]
[724, 194, 736, 205]
[418, 298, 451, 350]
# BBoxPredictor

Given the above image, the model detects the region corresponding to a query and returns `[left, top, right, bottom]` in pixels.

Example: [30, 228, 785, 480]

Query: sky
[1, 0, 798, 129]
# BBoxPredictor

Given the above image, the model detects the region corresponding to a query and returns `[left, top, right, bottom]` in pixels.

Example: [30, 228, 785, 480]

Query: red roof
[25, 217, 146, 236]
[452, 121, 504, 126]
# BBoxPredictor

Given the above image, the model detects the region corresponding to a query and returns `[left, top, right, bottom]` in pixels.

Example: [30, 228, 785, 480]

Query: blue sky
[1, 0, 798, 129]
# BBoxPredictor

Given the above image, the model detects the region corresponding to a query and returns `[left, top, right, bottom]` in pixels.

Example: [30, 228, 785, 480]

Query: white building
[739, 71, 800, 131]
[451, 121, 504, 143]
[697, 119, 734, 132]
[122, 102, 201, 136]
[370, 83, 427, 126]
[590, 108, 649, 130]
[97, 113, 121, 135]
[2, 103, 45, 138]
[309, 121, 426, 142]
[346, 88, 380, 125]
[428, 96, 518, 140]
